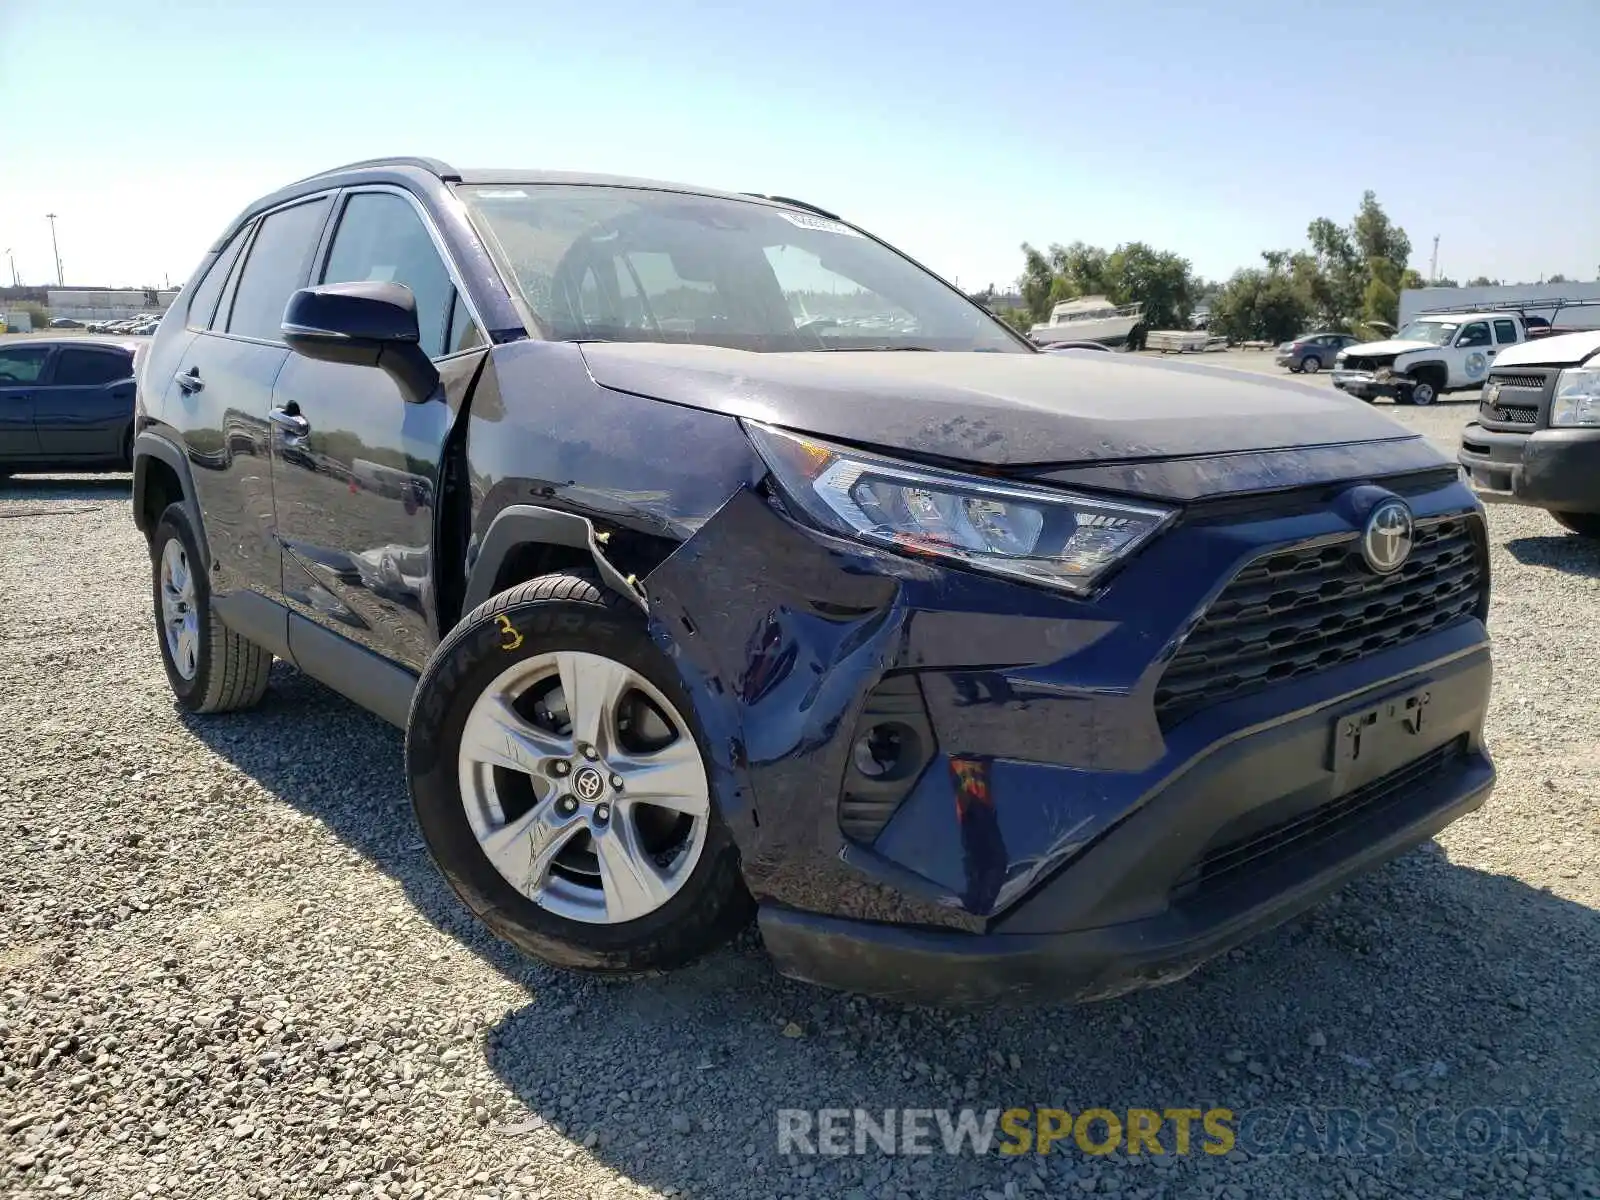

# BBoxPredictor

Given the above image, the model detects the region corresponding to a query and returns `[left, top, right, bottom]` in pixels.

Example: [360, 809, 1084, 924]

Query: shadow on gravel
[1506, 534, 1600, 579]
[181, 663, 1599, 1198]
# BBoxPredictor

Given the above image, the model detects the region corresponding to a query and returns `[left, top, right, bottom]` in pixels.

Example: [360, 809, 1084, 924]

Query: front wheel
[1551, 511, 1600, 538]
[1301, 356, 1322, 374]
[1406, 378, 1438, 406]
[405, 572, 753, 973]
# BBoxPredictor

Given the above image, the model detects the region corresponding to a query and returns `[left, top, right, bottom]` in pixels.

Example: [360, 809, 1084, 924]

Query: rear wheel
[405, 571, 752, 973]
[1551, 511, 1600, 538]
[150, 503, 272, 712]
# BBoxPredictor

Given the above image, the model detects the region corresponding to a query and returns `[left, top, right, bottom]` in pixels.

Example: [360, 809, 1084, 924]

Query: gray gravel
[2, 402, 1598, 1200]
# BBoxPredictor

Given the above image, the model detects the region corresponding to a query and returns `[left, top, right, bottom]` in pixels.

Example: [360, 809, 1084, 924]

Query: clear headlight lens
[746, 423, 1173, 594]
[1551, 368, 1600, 427]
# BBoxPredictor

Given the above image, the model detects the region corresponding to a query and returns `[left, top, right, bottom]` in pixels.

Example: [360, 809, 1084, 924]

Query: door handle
[174, 366, 203, 394]
[268, 406, 310, 438]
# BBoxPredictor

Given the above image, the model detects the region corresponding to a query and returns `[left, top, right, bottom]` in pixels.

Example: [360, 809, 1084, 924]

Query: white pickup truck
[1330, 310, 1538, 405]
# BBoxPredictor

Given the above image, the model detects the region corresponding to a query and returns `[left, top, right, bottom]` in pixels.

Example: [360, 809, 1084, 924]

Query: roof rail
[289, 156, 461, 186]
[743, 193, 843, 222]
[1417, 296, 1600, 319]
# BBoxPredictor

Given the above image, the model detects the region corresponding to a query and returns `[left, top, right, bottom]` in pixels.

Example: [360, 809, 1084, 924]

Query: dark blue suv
[131, 157, 1494, 1004]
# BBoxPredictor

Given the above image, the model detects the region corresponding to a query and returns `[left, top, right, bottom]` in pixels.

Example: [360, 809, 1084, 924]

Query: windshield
[1394, 320, 1458, 346]
[457, 184, 1026, 353]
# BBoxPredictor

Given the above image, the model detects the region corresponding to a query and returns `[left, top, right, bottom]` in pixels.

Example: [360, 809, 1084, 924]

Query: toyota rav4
[131, 157, 1495, 1005]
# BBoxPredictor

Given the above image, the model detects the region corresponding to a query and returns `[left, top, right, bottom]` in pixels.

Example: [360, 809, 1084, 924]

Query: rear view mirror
[282, 281, 439, 403]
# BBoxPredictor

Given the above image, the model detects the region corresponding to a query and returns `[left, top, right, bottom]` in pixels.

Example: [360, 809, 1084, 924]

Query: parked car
[1331, 310, 1539, 405]
[131, 157, 1495, 1005]
[1458, 329, 1600, 537]
[48, 317, 85, 329]
[0, 337, 138, 475]
[1275, 333, 1358, 374]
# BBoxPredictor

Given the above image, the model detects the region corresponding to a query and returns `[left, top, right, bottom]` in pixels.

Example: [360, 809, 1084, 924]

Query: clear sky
[2, 0, 1596, 293]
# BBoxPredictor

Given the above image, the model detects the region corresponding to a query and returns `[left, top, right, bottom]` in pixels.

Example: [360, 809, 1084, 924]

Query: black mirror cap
[282, 281, 420, 365]
[282, 281, 438, 403]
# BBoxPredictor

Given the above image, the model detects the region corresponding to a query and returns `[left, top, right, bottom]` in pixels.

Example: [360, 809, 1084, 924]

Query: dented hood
[579, 343, 1414, 467]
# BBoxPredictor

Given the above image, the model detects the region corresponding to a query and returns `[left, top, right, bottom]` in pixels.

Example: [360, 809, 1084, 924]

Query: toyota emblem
[572, 766, 605, 801]
[1361, 498, 1414, 575]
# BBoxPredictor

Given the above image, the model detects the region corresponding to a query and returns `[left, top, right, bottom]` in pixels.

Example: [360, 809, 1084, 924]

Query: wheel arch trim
[132, 432, 212, 571]
[462, 503, 647, 615]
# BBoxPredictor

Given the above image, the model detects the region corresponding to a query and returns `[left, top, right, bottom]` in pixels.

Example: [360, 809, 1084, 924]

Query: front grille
[1486, 404, 1538, 425]
[1154, 515, 1485, 729]
[1170, 736, 1467, 902]
[1478, 370, 1547, 427]
[1341, 355, 1391, 372]
[1489, 373, 1546, 391]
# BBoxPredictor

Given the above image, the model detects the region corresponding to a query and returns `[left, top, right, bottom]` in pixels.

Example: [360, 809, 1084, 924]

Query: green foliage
[1017, 239, 1194, 329]
[1547, 273, 1569, 284]
[1016, 191, 1421, 342]
[1362, 276, 1399, 327]
[13, 301, 50, 330]
[1210, 265, 1311, 344]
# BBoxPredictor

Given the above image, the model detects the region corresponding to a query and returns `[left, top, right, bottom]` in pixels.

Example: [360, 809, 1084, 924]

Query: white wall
[1401, 282, 1600, 330]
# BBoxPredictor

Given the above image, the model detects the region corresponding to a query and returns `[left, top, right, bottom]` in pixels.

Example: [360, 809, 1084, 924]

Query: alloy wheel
[456, 650, 710, 925]
[159, 539, 200, 680]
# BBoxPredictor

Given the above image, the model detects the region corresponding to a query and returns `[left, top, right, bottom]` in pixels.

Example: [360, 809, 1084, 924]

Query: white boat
[1029, 295, 1144, 347]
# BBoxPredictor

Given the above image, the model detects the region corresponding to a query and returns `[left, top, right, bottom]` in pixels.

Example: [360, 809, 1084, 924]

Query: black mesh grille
[1154, 515, 1485, 729]
[1170, 736, 1467, 902]
[1490, 373, 1546, 390]
[1486, 404, 1538, 425]
[1341, 355, 1392, 372]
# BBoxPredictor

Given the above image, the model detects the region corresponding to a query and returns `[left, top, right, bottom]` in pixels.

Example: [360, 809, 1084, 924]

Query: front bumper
[1458, 421, 1600, 512]
[761, 647, 1492, 1005]
[643, 478, 1492, 1006]
[1331, 369, 1402, 398]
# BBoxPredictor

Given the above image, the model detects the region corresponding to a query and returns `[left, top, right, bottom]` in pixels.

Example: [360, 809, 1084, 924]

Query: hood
[578, 344, 1415, 468]
[1341, 339, 1440, 358]
[1493, 329, 1600, 369]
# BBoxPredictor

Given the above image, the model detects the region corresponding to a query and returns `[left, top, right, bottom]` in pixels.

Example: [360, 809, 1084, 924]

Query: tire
[150, 503, 272, 713]
[1406, 378, 1438, 406]
[405, 571, 753, 974]
[1551, 511, 1600, 538]
[1301, 356, 1322, 374]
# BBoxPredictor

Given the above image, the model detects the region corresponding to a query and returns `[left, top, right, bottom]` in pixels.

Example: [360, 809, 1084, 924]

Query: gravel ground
[2, 398, 1597, 1200]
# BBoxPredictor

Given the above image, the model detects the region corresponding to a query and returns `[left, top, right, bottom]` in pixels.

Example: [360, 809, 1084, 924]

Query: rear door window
[50, 348, 132, 386]
[1493, 319, 1518, 344]
[225, 198, 333, 342]
[184, 230, 250, 331]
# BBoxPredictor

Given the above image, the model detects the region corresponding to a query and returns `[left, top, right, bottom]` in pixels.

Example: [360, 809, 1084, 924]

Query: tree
[1362, 276, 1399, 327]
[15, 301, 50, 330]
[1547, 273, 1570, 284]
[1352, 191, 1411, 273]
[1105, 242, 1194, 330]
[1466, 276, 1498, 288]
[1210, 266, 1310, 344]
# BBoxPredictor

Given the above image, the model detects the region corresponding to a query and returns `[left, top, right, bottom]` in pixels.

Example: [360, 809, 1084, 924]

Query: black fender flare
[131, 432, 212, 571]
[461, 503, 646, 615]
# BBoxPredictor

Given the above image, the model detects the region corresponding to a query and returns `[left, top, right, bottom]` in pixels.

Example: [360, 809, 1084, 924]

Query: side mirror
[282, 281, 439, 403]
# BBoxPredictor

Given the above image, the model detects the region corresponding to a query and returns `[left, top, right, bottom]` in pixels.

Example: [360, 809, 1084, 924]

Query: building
[46, 287, 180, 322]
[1400, 282, 1600, 331]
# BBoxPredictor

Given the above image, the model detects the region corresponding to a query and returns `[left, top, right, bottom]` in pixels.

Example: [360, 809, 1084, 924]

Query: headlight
[746, 423, 1173, 594]
[1551, 368, 1600, 427]
[1335, 351, 1348, 364]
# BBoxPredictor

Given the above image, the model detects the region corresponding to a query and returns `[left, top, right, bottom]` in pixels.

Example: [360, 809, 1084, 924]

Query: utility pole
[1429, 235, 1439, 285]
[4, 248, 17, 287]
[45, 213, 63, 286]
